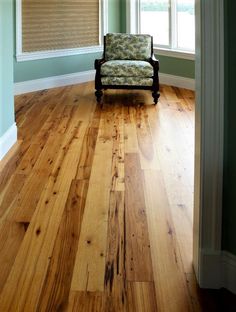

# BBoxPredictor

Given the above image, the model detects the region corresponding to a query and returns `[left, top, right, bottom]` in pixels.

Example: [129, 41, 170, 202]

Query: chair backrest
[104, 33, 153, 61]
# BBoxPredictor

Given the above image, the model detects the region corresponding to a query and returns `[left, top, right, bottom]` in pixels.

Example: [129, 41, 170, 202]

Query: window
[139, 0, 195, 53]
[16, 0, 108, 61]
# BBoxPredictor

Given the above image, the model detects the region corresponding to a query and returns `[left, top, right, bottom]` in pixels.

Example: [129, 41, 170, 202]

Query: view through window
[140, 0, 195, 52]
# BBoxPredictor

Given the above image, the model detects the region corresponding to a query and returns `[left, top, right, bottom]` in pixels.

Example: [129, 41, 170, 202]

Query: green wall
[157, 55, 194, 79]
[120, 0, 127, 33]
[14, 0, 121, 83]
[0, 0, 15, 137]
[222, 0, 236, 255]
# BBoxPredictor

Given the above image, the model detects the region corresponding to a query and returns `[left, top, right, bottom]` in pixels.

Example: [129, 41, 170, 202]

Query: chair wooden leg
[152, 91, 160, 105]
[95, 89, 103, 103]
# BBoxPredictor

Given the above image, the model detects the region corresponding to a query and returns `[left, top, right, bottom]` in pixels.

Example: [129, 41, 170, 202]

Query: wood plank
[71, 107, 113, 292]
[104, 191, 127, 312]
[13, 107, 86, 223]
[67, 291, 104, 312]
[16, 143, 43, 175]
[0, 221, 26, 293]
[0, 173, 27, 222]
[103, 102, 126, 310]
[125, 153, 153, 282]
[37, 179, 88, 311]
[134, 105, 160, 170]
[127, 282, 157, 312]
[76, 106, 101, 180]
[124, 106, 139, 153]
[110, 104, 125, 192]
[0, 143, 23, 194]
[13, 132, 65, 223]
[143, 170, 193, 311]
[0, 122, 88, 311]
[147, 105, 194, 274]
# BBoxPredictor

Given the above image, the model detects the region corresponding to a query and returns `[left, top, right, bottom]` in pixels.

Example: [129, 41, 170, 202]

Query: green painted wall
[108, 0, 121, 33]
[120, 0, 127, 33]
[14, 0, 122, 83]
[0, 0, 15, 137]
[156, 55, 195, 79]
[222, 0, 236, 255]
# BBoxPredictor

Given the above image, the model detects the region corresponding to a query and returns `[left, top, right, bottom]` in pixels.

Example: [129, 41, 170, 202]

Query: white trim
[159, 73, 195, 90]
[126, 0, 139, 34]
[198, 250, 236, 294]
[193, 0, 225, 289]
[14, 70, 96, 95]
[155, 48, 195, 60]
[16, 0, 108, 62]
[14, 70, 195, 95]
[0, 123, 17, 161]
[16, 47, 103, 62]
[199, 250, 222, 289]
[222, 251, 236, 294]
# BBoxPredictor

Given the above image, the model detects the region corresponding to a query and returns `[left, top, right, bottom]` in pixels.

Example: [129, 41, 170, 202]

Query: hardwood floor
[0, 82, 235, 311]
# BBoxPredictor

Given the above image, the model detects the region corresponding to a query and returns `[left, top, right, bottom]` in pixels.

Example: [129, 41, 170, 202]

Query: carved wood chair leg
[152, 91, 159, 105]
[95, 90, 103, 103]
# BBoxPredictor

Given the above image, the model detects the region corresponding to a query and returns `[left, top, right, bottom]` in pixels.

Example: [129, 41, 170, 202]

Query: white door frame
[193, 0, 225, 288]
[126, 0, 227, 289]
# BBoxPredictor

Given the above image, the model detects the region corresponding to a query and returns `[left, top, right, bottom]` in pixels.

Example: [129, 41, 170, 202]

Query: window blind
[22, 0, 100, 52]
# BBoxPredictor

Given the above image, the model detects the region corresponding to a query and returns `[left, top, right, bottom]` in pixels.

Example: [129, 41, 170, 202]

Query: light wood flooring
[0, 82, 235, 311]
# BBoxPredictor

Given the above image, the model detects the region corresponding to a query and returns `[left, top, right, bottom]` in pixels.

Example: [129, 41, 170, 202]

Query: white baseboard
[199, 249, 236, 294]
[222, 251, 236, 294]
[159, 73, 195, 90]
[199, 250, 222, 289]
[14, 70, 195, 96]
[0, 123, 18, 161]
[14, 70, 96, 95]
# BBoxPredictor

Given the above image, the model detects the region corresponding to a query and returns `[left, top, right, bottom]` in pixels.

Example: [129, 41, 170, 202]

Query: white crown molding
[0, 123, 17, 161]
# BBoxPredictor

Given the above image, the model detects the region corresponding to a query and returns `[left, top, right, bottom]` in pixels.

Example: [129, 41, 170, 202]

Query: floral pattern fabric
[101, 60, 153, 78]
[105, 33, 152, 61]
[101, 77, 153, 87]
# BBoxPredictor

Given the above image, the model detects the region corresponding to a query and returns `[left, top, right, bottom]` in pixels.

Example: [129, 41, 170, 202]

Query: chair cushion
[101, 60, 153, 78]
[101, 77, 153, 87]
[105, 33, 152, 61]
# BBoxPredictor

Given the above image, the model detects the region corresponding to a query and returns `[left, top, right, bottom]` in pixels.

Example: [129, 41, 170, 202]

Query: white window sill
[16, 46, 103, 62]
[154, 47, 195, 61]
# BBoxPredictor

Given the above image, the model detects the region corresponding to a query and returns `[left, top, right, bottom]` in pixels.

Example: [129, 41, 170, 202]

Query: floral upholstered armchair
[94, 33, 160, 104]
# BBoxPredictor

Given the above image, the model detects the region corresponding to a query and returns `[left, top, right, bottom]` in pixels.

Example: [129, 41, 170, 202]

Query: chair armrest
[95, 58, 106, 70]
[149, 54, 159, 71]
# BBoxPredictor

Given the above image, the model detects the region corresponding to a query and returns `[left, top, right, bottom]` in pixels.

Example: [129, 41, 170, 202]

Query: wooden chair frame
[94, 35, 160, 104]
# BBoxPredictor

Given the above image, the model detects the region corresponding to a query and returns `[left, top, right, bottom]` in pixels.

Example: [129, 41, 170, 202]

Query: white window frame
[127, 0, 195, 60]
[16, 0, 108, 62]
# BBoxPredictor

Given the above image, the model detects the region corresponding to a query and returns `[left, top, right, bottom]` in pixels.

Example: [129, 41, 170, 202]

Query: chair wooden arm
[149, 54, 159, 71]
[95, 58, 106, 70]
[94, 58, 106, 102]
